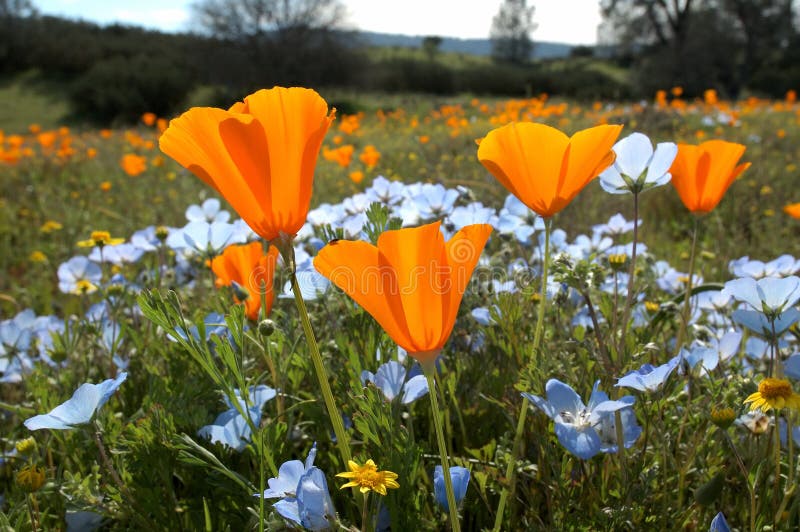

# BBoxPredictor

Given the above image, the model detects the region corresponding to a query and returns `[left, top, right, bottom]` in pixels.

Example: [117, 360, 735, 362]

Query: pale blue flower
[523, 379, 638, 459]
[198, 385, 276, 452]
[88, 243, 145, 265]
[58, 256, 102, 294]
[784, 354, 800, 379]
[434, 465, 470, 512]
[361, 360, 429, 404]
[185, 198, 230, 223]
[733, 308, 800, 338]
[446, 203, 497, 232]
[495, 194, 544, 244]
[616, 356, 680, 392]
[261, 444, 336, 531]
[593, 213, 639, 237]
[724, 276, 800, 317]
[66, 511, 104, 532]
[24, 373, 127, 430]
[166, 221, 245, 256]
[729, 255, 800, 279]
[365, 175, 407, 206]
[599, 132, 677, 194]
[709, 511, 730, 532]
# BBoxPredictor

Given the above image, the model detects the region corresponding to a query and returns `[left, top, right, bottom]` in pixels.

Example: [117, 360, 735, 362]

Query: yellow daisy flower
[77, 230, 125, 248]
[744, 378, 800, 412]
[336, 459, 399, 496]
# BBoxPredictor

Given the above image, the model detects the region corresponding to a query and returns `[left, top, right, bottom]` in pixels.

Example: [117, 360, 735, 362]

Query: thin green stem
[361, 491, 370, 532]
[676, 217, 699, 351]
[722, 430, 756, 532]
[259, 432, 265, 532]
[492, 221, 551, 532]
[617, 191, 640, 360]
[424, 364, 461, 532]
[291, 272, 352, 465]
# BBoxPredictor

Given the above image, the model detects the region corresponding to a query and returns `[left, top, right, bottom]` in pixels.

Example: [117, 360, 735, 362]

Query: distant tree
[422, 35, 443, 60]
[0, 0, 37, 72]
[600, 0, 799, 96]
[190, 0, 357, 89]
[490, 0, 536, 65]
[191, 0, 345, 39]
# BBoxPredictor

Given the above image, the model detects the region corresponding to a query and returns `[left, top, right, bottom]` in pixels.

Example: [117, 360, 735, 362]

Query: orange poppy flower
[120, 153, 147, 176]
[211, 241, 279, 321]
[669, 140, 750, 214]
[477, 122, 622, 218]
[784, 203, 800, 219]
[159, 87, 335, 242]
[313, 221, 492, 362]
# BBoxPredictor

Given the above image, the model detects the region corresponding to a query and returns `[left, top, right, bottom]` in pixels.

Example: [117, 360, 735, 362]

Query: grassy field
[2, 84, 800, 530]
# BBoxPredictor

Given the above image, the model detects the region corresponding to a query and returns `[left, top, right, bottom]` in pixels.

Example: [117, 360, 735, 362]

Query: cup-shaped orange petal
[160, 87, 335, 241]
[211, 241, 279, 320]
[784, 203, 800, 219]
[477, 122, 622, 218]
[313, 222, 492, 362]
[669, 140, 750, 214]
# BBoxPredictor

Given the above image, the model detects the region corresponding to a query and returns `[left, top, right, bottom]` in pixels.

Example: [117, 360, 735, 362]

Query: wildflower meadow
[3, 85, 800, 531]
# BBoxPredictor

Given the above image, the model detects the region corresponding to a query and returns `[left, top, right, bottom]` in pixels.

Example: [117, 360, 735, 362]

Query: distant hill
[352, 31, 577, 59]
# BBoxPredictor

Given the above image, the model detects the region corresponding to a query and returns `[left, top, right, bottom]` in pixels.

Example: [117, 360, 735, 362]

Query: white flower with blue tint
[599, 132, 677, 194]
[446, 202, 498, 232]
[785, 354, 800, 379]
[523, 379, 638, 460]
[361, 360, 429, 404]
[616, 356, 680, 392]
[723, 275, 800, 318]
[729, 254, 800, 279]
[88, 243, 145, 265]
[365, 175, 406, 206]
[593, 213, 639, 237]
[24, 373, 127, 430]
[408, 183, 460, 220]
[58, 256, 102, 295]
[198, 385, 276, 452]
[185, 198, 230, 223]
[494, 194, 545, 244]
[733, 308, 800, 338]
[166, 221, 245, 257]
[434, 465, 470, 512]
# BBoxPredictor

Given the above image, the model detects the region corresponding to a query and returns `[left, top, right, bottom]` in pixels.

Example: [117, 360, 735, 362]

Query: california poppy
[669, 140, 750, 214]
[313, 221, 492, 362]
[784, 203, 800, 219]
[211, 241, 279, 321]
[120, 154, 147, 177]
[159, 87, 335, 242]
[477, 123, 622, 218]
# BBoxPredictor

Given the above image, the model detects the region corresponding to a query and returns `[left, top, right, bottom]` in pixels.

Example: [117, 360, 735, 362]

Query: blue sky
[33, 0, 602, 44]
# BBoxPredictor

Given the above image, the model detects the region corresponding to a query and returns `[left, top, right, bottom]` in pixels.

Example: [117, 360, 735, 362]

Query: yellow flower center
[645, 301, 660, 313]
[758, 378, 794, 400]
[73, 279, 97, 295]
[91, 231, 112, 244]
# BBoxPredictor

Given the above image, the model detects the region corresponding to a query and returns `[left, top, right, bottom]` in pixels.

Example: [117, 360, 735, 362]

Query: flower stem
[617, 191, 640, 360]
[361, 491, 370, 532]
[291, 272, 352, 465]
[424, 363, 461, 532]
[492, 221, 551, 532]
[676, 217, 699, 351]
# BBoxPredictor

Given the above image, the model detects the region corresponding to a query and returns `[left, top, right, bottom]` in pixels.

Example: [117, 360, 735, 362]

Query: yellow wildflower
[336, 459, 399, 496]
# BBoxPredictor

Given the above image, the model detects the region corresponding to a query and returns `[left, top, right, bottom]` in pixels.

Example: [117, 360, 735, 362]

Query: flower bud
[258, 319, 276, 337]
[16, 464, 46, 492]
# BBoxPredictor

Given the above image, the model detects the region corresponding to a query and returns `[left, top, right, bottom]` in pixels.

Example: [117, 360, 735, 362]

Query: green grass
[0, 71, 71, 132]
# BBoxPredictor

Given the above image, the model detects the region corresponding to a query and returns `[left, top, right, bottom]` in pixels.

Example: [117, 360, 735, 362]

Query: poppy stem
[290, 271, 352, 465]
[493, 221, 551, 532]
[423, 363, 461, 532]
[676, 217, 699, 351]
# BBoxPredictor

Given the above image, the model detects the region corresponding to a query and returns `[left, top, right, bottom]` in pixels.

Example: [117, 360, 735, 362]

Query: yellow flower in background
[16, 464, 46, 492]
[337, 459, 399, 495]
[29, 250, 47, 263]
[744, 378, 800, 412]
[40, 220, 63, 233]
[77, 230, 124, 248]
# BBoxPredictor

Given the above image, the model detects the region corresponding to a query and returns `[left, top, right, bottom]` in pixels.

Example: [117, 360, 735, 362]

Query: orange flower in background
[704, 89, 718, 106]
[37, 131, 57, 150]
[120, 153, 147, 176]
[100, 129, 113, 139]
[211, 241, 279, 320]
[323, 144, 354, 167]
[314, 221, 492, 362]
[159, 86, 335, 242]
[669, 140, 750, 214]
[349, 170, 364, 184]
[477, 122, 622, 218]
[359, 145, 381, 169]
[141, 112, 157, 126]
[784, 203, 800, 219]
